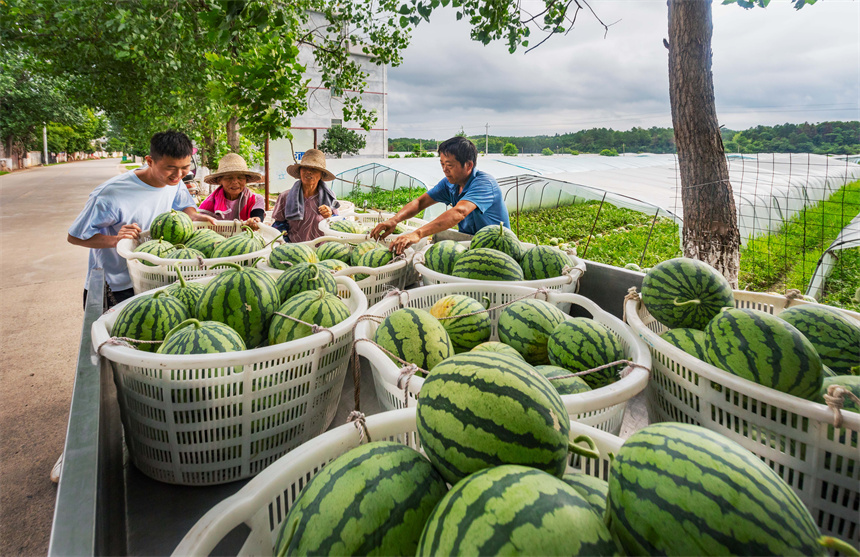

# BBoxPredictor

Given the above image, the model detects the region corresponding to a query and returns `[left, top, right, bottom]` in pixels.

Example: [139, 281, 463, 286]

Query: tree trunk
[226, 116, 240, 153]
[668, 0, 740, 286]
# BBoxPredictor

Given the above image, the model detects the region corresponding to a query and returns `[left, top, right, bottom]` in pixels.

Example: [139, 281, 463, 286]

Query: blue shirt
[68, 170, 196, 291]
[427, 168, 510, 235]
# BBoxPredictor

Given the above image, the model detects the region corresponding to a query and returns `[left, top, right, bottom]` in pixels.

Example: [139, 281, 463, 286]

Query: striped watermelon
[428, 295, 491, 353]
[351, 240, 379, 266]
[163, 266, 205, 314]
[606, 422, 826, 556]
[110, 291, 190, 353]
[415, 352, 571, 484]
[641, 257, 734, 330]
[373, 308, 453, 372]
[328, 219, 360, 233]
[275, 262, 337, 303]
[778, 305, 860, 376]
[705, 308, 823, 400]
[317, 258, 349, 273]
[275, 441, 448, 557]
[821, 376, 860, 412]
[267, 242, 318, 270]
[470, 341, 525, 360]
[547, 318, 625, 389]
[520, 245, 570, 281]
[183, 228, 225, 258]
[423, 240, 466, 275]
[822, 365, 837, 378]
[417, 466, 618, 557]
[315, 241, 351, 264]
[210, 227, 264, 260]
[268, 288, 350, 345]
[498, 299, 567, 365]
[535, 365, 592, 395]
[470, 222, 523, 261]
[156, 318, 246, 355]
[355, 247, 393, 281]
[195, 263, 279, 348]
[562, 473, 608, 518]
[164, 244, 206, 261]
[133, 238, 174, 266]
[451, 248, 524, 282]
[660, 328, 708, 361]
[149, 209, 193, 245]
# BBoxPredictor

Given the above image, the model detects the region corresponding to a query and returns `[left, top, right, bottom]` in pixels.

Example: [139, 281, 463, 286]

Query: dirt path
[0, 159, 124, 556]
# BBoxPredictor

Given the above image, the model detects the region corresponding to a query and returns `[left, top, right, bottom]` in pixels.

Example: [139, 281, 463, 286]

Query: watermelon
[317, 259, 349, 273]
[351, 240, 379, 266]
[133, 238, 174, 266]
[275, 262, 337, 303]
[110, 290, 190, 353]
[275, 441, 448, 557]
[417, 466, 618, 557]
[820, 375, 860, 412]
[547, 318, 625, 389]
[183, 228, 225, 258]
[415, 352, 573, 484]
[315, 241, 351, 264]
[268, 242, 318, 270]
[149, 209, 193, 245]
[705, 307, 823, 400]
[778, 305, 860, 376]
[641, 257, 735, 330]
[156, 318, 246, 355]
[470, 341, 525, 360]
[328, 219, 360, 233]
[195, 263, 279, 348]
[268, 288, 350, 345]
[451, 248, 524, 282]
[164, 244, 206, 261]
[822, 365, 837, 378]
[423, 240, 466, 275]
[428, 295, 491, 353]
[163, 266, 205, 314]
[535, 365, 592, 395]
[605, 422, 826, 556]
[210, 226, 264, 260]
[562, 473, 608, 518]
[373, 308, 453, 372]
[520, 245, 571, 281]
[498, 299, 567, 365]
[660, 327, 708, 361]
[470, 222, 523, 261]
[355, 247, 393, 281]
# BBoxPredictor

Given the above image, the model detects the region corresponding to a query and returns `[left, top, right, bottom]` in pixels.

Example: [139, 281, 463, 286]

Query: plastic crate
[117, 221, 283, 294]
[90, 275, 368, 486]
[355, 283, 650, 435]
[624, 290, 860, 543]
[318, 211, 429, 247]
[172, 407, 622, 556]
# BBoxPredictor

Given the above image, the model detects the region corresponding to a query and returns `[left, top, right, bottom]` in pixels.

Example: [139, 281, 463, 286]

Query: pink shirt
[288, 195, 325, 243]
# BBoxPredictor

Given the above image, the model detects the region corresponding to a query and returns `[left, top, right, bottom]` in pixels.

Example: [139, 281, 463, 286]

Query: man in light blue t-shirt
[68, 131, 216, 309]
[370, 137, 510, 254]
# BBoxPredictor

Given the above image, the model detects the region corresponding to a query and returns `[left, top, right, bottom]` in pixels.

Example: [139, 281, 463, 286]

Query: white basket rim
[318, 211, 429, 242]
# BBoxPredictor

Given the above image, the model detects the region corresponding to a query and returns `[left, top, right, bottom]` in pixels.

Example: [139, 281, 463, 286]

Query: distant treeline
[389, 121, 860, 155]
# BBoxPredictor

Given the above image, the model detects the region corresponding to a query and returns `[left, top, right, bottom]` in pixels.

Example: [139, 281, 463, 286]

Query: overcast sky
[385, 0, 860, 138]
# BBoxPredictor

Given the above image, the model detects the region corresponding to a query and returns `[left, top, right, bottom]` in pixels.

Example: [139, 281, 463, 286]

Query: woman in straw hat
[271, 148, 340, 242]
[198, 153, 266, 229]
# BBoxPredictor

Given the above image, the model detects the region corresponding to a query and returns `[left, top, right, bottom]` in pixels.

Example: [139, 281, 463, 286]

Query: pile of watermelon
[643, 257, 860, 404]
[268, 239, 399, 282]
[327, 217, 406, 236]
[422, 222, 573, 282]
[273, 349, 842, 556]
[109, 262, 353, 354]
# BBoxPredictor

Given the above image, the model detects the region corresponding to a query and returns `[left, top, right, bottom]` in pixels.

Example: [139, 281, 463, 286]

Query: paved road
[0, 159, 125, 556]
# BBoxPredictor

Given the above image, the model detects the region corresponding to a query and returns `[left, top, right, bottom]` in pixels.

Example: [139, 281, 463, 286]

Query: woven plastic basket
[624, 290, 860, 543]
[90, 275, 368, 486]
[355, 283, 650, 435]
[318, 211, 429, 246]
[117, 221, 283, 294]
[172, 407, 622, 556]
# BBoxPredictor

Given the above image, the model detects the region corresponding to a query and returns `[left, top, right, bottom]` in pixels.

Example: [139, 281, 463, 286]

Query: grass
[124, 164, 141, 170]
[342, 186, 428, 218]
[0, 171, 9, 176]
[820, 249, 860, 312]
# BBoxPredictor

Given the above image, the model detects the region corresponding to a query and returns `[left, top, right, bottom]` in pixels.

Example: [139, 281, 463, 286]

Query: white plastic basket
[117, 220, 283, 294]
[355, 283, 650, 435]
[319, 211, 429, 246]
[91, 275, 368, 486]
[172, 407, 622, 556]
[624, 290, 860, 543]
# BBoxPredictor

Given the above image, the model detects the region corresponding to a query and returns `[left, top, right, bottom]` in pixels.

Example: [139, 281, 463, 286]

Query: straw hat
[286, 149, 336, 182]
[204, 153, 263, 184]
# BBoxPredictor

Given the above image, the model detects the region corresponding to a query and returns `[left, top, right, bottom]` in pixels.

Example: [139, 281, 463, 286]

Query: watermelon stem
[163, 318, 200, 342]
[172, 264, 188, 289]
[568, 435, 600, 461]
[672, 298, 701, 307]
[210, 262, 243, 272]
[818, 536, 860, 556]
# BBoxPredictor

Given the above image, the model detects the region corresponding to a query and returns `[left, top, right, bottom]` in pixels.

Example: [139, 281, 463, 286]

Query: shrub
[502, 143, 518, 156]
[599, 149, 618, 157]
[541, 148, 553, 156]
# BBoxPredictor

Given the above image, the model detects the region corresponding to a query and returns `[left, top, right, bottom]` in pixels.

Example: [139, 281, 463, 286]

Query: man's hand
[371, 218, 399, 240]
[318, 205, 333, 219]
[389, 231, 420, 255]
[243, 217, 261, 230]
[115, 223, 141, 245]
[189, 212, 217, 225]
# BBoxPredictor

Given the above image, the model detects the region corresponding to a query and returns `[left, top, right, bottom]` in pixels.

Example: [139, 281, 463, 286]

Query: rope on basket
[823, 384, 860, 429]
[432, 288, 552, 323]
[783, 289, 804, 308]
[546, 360, 651, 382]
[347, 411, 372, 444]
[383, 286, 410, 307]
[622, 286, 640, 324]
[397, 363, 421, 408]
[97, 336, 163, 354]
[272, 312, 336, 344]
[350, 314, 386, 411]
[196, 255, 206, 270]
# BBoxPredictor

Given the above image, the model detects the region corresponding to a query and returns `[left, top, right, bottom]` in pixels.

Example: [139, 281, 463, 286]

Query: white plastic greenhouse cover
[805, 213, 860, 299]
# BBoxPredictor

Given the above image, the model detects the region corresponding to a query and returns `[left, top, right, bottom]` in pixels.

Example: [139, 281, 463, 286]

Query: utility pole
[485, 123, 489, 154]
[43, 123, 48, 166]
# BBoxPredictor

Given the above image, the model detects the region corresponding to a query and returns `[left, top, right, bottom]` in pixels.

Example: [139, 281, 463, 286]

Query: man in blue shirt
[371, 136, 510, 253]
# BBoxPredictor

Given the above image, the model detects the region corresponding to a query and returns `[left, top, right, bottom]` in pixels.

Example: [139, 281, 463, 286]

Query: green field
[343, 186, 428, 218]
